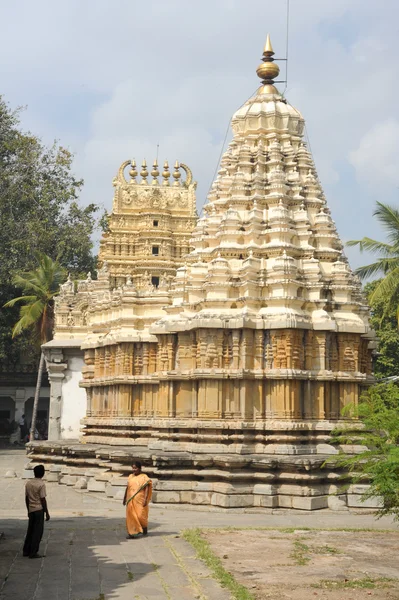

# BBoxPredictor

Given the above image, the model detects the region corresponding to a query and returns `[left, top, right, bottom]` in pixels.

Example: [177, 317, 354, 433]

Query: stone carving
[60, 274, 74, 295]
[49, 38, 375, 516]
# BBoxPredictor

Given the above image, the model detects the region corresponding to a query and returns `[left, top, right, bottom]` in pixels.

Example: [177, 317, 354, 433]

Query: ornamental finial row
[117, 159, 193, 187]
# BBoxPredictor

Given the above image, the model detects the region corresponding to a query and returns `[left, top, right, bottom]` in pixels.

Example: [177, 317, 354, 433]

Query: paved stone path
[0, 450, 397, 600]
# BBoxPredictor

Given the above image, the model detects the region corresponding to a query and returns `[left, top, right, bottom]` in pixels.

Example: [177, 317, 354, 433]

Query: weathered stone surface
[74, 477, 87, 489]
[87, 479, 106, 492]
[347, 494, 383, 508]
[211, 493, 253, 509]
[292, 496, 329, 511]
[328, 494, 349, 511]
[60, 475, 77, 486]
[5, 470, 17, 478]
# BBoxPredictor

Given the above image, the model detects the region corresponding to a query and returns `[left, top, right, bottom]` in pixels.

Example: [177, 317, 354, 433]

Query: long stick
[30, 351, 45, 442]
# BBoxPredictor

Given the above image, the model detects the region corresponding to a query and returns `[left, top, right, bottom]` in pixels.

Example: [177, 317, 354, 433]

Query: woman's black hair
[132, 460, 142, 470]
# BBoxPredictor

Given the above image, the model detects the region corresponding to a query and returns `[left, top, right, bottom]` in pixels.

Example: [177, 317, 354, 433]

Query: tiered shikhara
[52, 37, 376, 509]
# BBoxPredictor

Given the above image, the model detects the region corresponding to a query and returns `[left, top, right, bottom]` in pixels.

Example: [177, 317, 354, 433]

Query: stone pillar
[15, 388, 26, 424]
[43, 348, 67, 441]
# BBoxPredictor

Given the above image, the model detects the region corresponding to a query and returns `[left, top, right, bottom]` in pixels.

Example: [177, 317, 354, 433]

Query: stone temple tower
[38, 37, 375, 510]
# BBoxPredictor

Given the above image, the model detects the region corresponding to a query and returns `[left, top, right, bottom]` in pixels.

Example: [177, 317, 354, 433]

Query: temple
[34, 37, 376, 510]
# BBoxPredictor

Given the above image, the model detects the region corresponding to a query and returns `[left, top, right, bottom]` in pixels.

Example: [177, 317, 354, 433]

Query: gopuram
[31, 37, 376, 511]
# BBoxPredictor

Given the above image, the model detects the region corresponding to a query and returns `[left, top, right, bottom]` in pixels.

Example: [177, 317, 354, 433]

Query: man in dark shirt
[23, 464, 50, 558]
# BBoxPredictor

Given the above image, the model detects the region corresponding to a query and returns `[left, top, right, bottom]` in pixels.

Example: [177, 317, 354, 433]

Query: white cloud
[350, 119, 399, 191]
[1, 0, 399, 270]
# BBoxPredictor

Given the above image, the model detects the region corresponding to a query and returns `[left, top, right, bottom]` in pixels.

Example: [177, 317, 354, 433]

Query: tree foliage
[364, 280, 399, 379]
[330, 383, 399, 519]
[4, 253, 66, 344]
[347, 201, 399, 322]
[0, 95, 100, 361]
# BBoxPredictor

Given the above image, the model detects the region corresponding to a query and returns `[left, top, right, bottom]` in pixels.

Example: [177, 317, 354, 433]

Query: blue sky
[1, 0, 398, 270]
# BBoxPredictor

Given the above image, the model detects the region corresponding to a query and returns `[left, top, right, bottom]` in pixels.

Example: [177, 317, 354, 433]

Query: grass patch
[127, 571, 134, 581]
[204, 525, 396, 534]
[312, 577, 397, 590]
[290, 540, 311, 566]
[312, 544, 340, 555]
[183, 528, 255, 600]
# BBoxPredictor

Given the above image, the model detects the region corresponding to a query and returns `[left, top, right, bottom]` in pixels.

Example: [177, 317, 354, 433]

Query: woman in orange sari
[123, 461, 152, 539]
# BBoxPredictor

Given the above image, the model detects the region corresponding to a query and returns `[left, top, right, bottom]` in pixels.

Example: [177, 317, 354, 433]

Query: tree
[347, 201, 399, 322]
[364, 280, 399, 379]
[4, 254, 66, 440]
[330, 383, 399, 520]
[0, 95, 100, 363]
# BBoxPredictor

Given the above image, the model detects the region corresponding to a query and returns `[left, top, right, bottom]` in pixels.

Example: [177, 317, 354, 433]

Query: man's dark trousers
[23, 510, 44, 557]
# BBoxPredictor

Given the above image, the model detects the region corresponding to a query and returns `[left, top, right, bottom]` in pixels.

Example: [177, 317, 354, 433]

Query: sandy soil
[204, 529, 399, 600]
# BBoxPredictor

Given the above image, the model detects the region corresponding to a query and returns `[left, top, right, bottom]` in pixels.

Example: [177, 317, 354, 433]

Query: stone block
[191, 491, 212, 505]
[327, 494, 348, 511]
[211, 493, 253, 508]
[22, 469, 34, 479]
[155, 481, 192, 491]
[113, 489, 125, 501]
[105, 483, 125, 497]
[74, 478, 87, 490]
[46, 472, 60, 483]
[253, 484, 278, 496]
[316, 444, 338, 455]
[278, 495, 292, 508]
[5, 470, 17, 478]
[49, 464, 62, 472]
[292, 495, 328, 510]
[253, 495, 278, 508]
[213, 482, 253, 495]
[338, 444, 365, 455]
[279, 484, 324, 497]
[192, 481, 214, 492]
[60, 475, 77, 486]
[87, 479, 106, 492]
[348, 484, 371, 494]
[347, 494, 383, 508]
[152, 490, 181, 503]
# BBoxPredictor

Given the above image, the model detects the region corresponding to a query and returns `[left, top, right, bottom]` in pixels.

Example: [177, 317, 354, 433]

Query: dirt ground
[204, 529, 399, 600]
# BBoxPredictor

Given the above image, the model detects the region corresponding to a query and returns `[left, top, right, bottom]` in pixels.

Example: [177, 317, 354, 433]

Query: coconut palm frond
[346, 237, 396, 257]
[3, 295, 38, 308]
[370, 267, 399, 304]
[374, 202, 399, 245]
[11, 300, 44, 338]
[5, 253, 66, 344]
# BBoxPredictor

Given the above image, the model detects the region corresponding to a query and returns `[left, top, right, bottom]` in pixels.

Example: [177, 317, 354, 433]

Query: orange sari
[125, 473, 152, 535]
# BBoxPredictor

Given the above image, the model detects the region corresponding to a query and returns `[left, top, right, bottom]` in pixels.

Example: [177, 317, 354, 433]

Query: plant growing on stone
[329, 382, 399, 519]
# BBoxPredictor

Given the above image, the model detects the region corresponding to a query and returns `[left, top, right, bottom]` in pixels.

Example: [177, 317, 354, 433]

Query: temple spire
[256, 34, 280, 94]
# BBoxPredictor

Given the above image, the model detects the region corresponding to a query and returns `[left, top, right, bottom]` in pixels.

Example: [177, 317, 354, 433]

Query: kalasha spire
[256, 34, 280, 94]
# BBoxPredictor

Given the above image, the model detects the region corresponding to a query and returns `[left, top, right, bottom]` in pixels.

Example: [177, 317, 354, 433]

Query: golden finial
[129, 159, 138, 180]
[140, 159, 148, 183]
[264, 33, 274, 55]
[256, 34, 280, 91]
[162, 160, 170, 186]
[172, 160, 181, 186]
[151, 159, 159, 184]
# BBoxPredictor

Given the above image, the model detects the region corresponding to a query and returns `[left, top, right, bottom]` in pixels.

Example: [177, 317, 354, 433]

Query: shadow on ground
[0, 515, 177, 600]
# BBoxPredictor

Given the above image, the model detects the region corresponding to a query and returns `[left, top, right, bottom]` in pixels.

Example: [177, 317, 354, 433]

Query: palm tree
[347, 201, 399, 322]
[4, 253, 66, 441]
